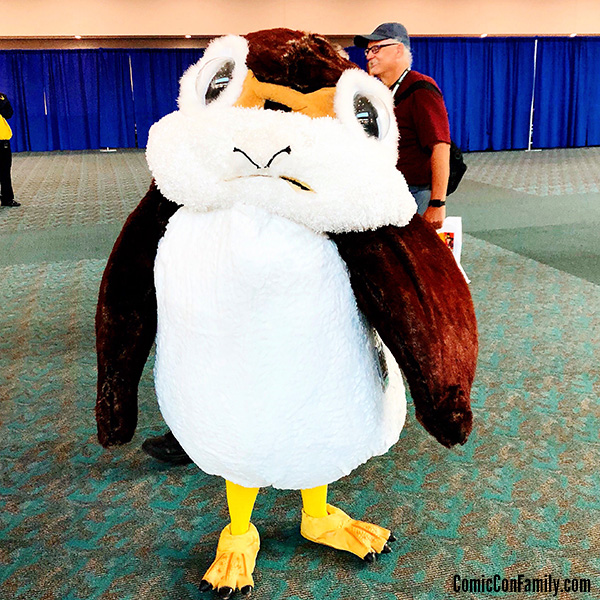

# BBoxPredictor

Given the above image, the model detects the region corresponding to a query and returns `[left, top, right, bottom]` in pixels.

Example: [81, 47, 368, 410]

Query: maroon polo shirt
[393, 70, 451, 186]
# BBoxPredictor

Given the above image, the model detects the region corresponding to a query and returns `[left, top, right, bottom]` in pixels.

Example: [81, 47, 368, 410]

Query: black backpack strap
[392, 79, 467, 195]
[394, 80, 442, 105]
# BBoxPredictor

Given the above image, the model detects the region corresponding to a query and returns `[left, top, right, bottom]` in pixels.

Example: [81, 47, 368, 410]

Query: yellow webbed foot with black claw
[300, 504, 394, 561]
[199, 523, 260, 599]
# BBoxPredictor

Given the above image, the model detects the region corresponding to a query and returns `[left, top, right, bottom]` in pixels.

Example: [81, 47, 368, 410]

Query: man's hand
[423, 205, 446, 229]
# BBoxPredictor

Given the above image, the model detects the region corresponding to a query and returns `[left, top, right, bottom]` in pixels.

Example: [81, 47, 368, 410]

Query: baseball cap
[354, 23, 410, 49]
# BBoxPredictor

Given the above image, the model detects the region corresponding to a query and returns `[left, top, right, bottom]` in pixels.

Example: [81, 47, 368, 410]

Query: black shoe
[142, 431, 193, 465]
[1, 200, 20, 207]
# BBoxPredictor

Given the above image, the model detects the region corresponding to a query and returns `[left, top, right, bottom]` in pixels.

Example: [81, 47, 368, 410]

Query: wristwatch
[429, 199, 446, 208]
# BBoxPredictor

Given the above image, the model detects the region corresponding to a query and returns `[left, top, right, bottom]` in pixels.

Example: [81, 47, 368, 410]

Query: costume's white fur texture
[147, 35, 414, 489]
[178, 35, 249, 114]
[154, 205, 406, 489]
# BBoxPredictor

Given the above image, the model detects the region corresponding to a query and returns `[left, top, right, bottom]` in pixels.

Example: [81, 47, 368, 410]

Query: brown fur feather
[96, 182, 179, 446]
[331, 216, 477, 447]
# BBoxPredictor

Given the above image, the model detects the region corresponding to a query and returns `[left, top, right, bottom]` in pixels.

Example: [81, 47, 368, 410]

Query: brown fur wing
[331, 215, 478, 448]
[95, 182, 180, 447]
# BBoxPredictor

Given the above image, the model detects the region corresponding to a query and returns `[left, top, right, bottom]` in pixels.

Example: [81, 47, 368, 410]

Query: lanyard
[389, 69, 411, 97]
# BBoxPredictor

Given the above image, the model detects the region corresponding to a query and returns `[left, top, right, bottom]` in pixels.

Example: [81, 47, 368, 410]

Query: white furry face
[146, 35, 416, 233]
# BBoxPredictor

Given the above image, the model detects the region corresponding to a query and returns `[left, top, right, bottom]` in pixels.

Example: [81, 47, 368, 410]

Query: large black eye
[353, 94, 379, 138]
[205, 59, 235, 104]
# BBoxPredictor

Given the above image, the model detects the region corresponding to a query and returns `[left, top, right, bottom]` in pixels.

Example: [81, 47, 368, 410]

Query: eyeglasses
[364, 43, 400, 57]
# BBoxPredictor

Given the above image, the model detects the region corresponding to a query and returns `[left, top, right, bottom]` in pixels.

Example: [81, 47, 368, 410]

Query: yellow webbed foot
[199, 523, 260, 599]
[300, 504, 394, 561]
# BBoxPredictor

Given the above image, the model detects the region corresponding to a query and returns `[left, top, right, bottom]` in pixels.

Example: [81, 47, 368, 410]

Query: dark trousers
[0, 139, 14, 204]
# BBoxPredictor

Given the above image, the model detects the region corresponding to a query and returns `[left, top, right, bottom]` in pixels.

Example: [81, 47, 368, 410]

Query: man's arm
[423, 141, 450, 229]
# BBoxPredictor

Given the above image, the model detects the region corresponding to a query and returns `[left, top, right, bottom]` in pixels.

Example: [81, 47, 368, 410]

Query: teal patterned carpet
[1, 149, 599, 599]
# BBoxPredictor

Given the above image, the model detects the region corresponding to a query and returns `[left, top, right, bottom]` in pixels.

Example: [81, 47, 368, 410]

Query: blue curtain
[1, 40, 599, 152]
[0, 49, 201, 151]
[0, 49, 137, 151]
[42, 50, 101, 150]
[0, 51, 47, 152]
[533, 37, 600, 148]
[345, 46, 367, 71]
[395, 38, 535, 151]
[349, 37, 600, 151]
[98, 51, 137, 148]
[347, 38, 536, 151]
[129, 49, 203, 148]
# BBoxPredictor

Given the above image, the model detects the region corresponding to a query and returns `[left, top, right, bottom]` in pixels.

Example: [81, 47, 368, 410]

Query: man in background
[0, 91, 19, 208]
[354, 23, 450, 228]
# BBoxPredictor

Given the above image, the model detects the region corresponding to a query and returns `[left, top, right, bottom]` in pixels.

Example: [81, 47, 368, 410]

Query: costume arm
[96, 182, 180, 447]
[330, 215, 478, 448]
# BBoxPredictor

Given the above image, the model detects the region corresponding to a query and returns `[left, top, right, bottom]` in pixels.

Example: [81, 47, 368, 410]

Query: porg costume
[96, 28, 478, 599]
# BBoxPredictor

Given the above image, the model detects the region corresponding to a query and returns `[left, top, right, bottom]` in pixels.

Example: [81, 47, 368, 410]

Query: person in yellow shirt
[0, 92, 19, 207]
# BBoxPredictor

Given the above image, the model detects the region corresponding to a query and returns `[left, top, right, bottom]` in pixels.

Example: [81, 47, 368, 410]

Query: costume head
[147, 30, 414, 233]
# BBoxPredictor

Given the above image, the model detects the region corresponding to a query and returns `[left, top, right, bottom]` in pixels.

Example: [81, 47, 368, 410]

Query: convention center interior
[1, 1, 599, 599]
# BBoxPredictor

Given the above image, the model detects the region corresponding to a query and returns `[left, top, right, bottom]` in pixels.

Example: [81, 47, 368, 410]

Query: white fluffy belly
[154, 204, 405, 489]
